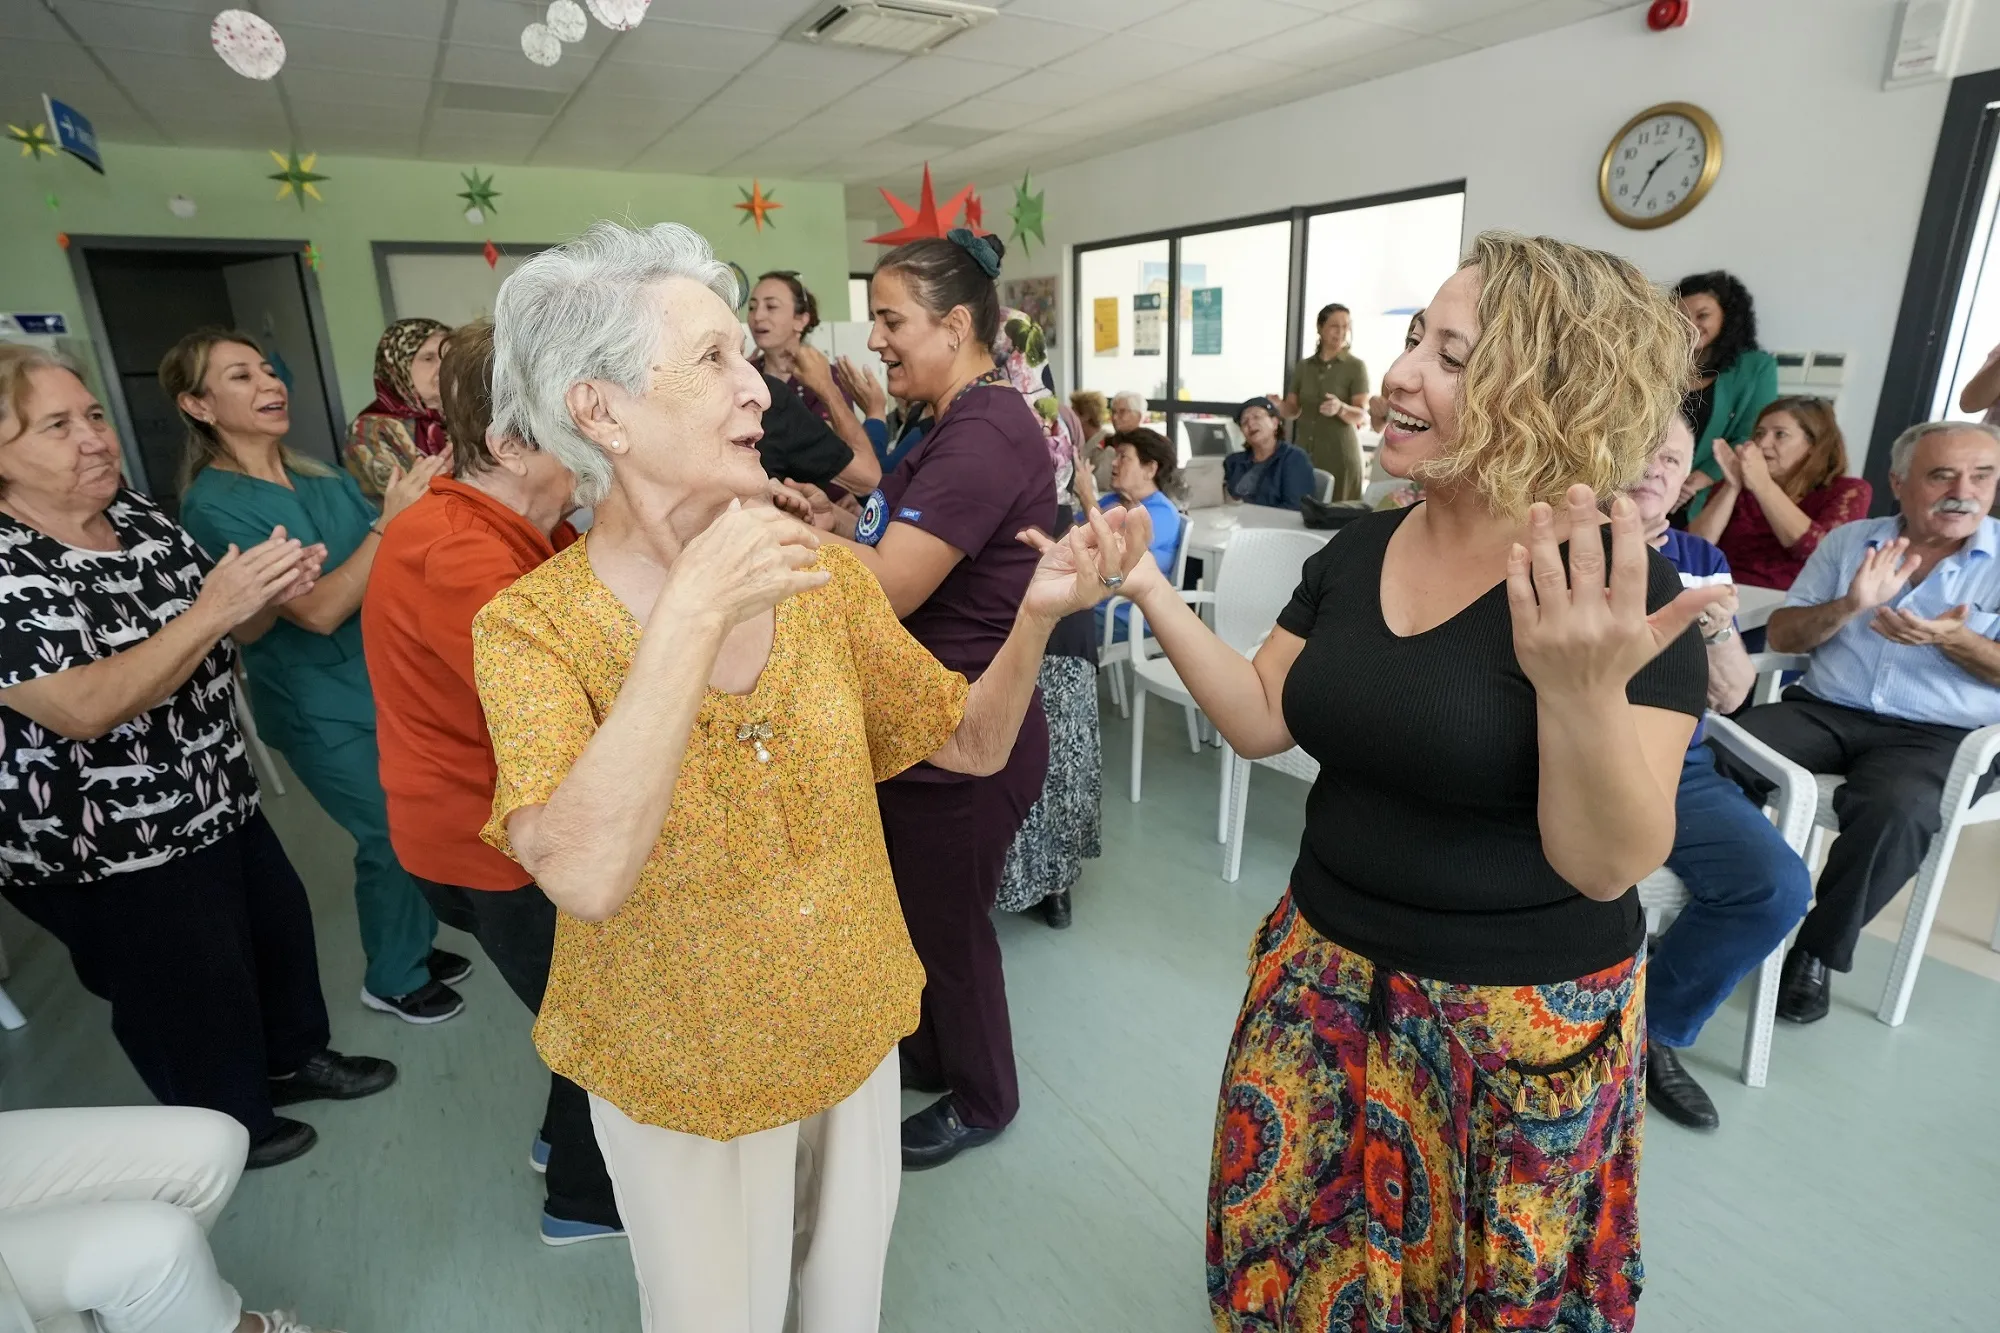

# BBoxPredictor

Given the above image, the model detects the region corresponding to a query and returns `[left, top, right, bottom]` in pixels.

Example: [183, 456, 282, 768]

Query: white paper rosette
[585, 0, 650, 32]
[211, 10, 286, 80]
[521, 22, 562, 66]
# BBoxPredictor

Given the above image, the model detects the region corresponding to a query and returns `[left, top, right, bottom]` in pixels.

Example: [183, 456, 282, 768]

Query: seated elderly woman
[1684, 394, 1872, 590]
[1097, 426, 1184, 644]
[473, 221, 1146, 1330]
[0, 344, 391, 1172]
[1223, 395, 1315, 510]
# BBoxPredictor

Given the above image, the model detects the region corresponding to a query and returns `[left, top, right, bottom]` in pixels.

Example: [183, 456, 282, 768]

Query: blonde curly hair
[1415, 232, 1693, 518]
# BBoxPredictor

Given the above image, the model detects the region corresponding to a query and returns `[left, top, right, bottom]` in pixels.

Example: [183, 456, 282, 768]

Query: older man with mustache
[1728, 420, 2000, 1023]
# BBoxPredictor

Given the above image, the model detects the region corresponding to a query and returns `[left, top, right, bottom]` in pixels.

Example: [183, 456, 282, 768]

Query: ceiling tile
[1043, 33, 1204, 88]
[42, 1, 211, 56]
[265, 0, 451, 41]
[280, 27, 441, 78]
[426, 106, 550, 139]
[1129, 0, 1320, 50]
[280, 67, 435, 112]
[94, 48, 274, 96]
[1233, 14, 1416, 66]
[589, 59, 735, 100]
[868, 53, 1020, 97]
[449, 0, 613, 53]
[930, 14, 1104, 69]
[637, 0, 807, 34]
[420, 136, 536, 164]
[299, 126, 425, 156]
[742, 41, 908, 83]
[1445, 0, 1605, 46]
[0, 39, 122, 88]
[625, 136, 743, 173]
[997, 0, 1172, 31]
[925, 93, 1060, 133]
[442, 40, 595, 91]
[976, 67, 1110, 113]
[1, 0, 80, 43]
[549, 91, 700, 137]
[1325, 33, 1474, 80]
[674, 101, 804, 135]
[1341, 0, 1533, 35]
[816, 81, 963, 124]
[287, 99, 422, 134]
[710, 75, 849, 113]
[612, 21, 775, 69]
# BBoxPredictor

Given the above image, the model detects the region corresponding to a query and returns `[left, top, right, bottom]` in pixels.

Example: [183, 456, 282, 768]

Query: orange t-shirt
[363, 476, 576, 890]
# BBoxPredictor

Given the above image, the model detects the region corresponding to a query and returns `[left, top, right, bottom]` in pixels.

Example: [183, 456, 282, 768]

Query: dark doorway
[67, 237, 344, 516]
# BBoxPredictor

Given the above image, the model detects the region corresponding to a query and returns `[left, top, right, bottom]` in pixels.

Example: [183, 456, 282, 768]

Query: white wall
[1041, 0, 1984, 466]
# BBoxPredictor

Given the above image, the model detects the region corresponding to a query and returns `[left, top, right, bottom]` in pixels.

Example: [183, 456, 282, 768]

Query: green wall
[0, 143, 850, 418]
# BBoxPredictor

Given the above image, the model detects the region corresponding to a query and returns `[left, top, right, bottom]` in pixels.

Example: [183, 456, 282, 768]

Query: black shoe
[428, 948, 473, 986]
[269, 1048, 399, 1107]
[899, 1050, 948, 1095]
[246, 1117, 318, 1169]
[1645, 1042, 1719, 1131]
[1040, 890, 1073, 930]
[360, 979, 465, 1025]
[1776, 946, 1830, 1024]
[901, 1096, 1001, 1171]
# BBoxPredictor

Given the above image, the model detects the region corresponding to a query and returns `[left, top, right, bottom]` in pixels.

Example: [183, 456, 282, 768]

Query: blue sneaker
[529, 1135, 550, 1174]
[540, 1212, 624, 1247]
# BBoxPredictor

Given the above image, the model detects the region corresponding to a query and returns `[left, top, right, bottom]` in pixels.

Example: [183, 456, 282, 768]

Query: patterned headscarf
[993, 308, 1074, 498]
[357, 317, 450, 458]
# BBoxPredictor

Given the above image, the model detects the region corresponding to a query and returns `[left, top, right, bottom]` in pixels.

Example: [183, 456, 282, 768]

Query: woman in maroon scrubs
[801, 228, 1057, 1169]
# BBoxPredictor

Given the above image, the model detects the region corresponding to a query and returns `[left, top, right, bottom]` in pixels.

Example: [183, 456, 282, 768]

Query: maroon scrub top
[864, 382, 1058, 679]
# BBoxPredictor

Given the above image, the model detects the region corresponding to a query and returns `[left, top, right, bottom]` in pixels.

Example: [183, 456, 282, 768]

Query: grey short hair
[1112, 390, 1147, 413]
[492, 221, 738, 508]
[1887, 418, 2000, 479]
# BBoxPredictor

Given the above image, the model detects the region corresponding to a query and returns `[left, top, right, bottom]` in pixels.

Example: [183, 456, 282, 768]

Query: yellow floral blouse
[474, 540, 968, 1140]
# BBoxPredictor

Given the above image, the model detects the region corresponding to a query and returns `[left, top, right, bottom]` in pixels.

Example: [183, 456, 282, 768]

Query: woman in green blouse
[163, 329, 463, 1024]
[1671, 271, 1779, 519]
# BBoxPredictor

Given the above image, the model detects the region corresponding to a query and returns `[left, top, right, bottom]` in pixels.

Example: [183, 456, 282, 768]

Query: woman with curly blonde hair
[1111, 232, 1726, 1331]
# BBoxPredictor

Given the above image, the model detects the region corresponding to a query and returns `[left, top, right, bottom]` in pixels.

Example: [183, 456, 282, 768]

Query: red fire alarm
[1648, 0, 1690, 29]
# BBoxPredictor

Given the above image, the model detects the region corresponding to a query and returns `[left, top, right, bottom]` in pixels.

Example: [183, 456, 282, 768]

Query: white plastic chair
[1635, 713, 1817, 1088]
[1312, 468, 1336, 503]
[1099, 507, 1191, 719]
[0, 930, 21, 1032]
[1751, 652, 2000, 1026]
[1126, 528, 1328, 803]
[1219, 741, 1318, 883]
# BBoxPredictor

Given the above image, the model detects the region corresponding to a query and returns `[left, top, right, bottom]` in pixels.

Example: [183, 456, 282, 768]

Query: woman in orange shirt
[357, 320, 621, 1246]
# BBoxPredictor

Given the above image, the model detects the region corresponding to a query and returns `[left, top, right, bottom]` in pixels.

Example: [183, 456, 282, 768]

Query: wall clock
[1598, 102, 1722, 229]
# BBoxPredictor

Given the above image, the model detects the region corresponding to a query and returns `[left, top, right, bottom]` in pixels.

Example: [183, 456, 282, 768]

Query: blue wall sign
[43, 94, 103, 174]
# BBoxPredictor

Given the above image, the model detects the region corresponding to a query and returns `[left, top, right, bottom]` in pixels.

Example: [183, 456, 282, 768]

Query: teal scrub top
[178, 463, 379, 752]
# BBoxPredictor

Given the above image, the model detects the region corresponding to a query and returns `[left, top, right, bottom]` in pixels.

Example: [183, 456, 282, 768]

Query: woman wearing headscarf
[165, 329, 463, 1026]
[345, 317, 450, 500]
[473, 219, 1141, 1327]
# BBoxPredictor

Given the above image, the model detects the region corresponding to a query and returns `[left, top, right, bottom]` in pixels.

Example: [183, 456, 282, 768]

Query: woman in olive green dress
[164, 328, 464, 1024]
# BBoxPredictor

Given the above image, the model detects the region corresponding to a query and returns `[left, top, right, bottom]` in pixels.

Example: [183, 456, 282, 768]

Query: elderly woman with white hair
[473, 220, 1148, 1332]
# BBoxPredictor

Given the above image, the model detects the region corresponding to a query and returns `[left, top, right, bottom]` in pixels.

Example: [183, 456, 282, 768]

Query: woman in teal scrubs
[163, 328, 464, 1024]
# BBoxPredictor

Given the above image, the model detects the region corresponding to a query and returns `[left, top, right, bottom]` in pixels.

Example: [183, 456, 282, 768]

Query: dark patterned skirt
[995, 656, 1102, 912]
[1210, 893, 1644, 1333]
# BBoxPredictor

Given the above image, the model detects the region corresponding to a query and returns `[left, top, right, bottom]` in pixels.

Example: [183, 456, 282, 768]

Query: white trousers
[590, 1048, 901, 1333]
[0, 1106, 247, 1333]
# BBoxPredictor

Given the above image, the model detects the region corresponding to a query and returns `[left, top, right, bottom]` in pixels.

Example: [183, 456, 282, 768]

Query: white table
[1735, 585, 1786, 632]
[1185, 504, 1325, 583]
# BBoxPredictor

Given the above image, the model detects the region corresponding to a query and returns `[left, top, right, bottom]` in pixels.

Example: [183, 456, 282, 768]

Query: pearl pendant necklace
[736, 721, 774, 763]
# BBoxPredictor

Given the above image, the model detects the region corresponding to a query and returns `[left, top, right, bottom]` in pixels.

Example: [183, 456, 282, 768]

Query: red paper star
[867, 165, 975, 245]
[735, 179, 782, 231]
[482, 239, 499, 269]
[965, 191, 983, 231]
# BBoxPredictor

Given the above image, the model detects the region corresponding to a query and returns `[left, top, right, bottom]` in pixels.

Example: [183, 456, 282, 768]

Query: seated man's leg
[1714, 696, 1852, 800]
[1651, 746, 1814, 1049]
[1796, 729, 1963, 973]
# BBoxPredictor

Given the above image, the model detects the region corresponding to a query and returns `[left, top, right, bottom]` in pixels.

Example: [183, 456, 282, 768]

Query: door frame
[65, 235, 345, 495]
[1869, 67, 2000, 508]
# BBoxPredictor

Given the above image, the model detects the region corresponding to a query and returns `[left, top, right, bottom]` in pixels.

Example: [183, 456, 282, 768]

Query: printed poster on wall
[1133, 292, 1162, 356]
[1191, 287, 1222, 355]
[1092, 297, 1120, 355]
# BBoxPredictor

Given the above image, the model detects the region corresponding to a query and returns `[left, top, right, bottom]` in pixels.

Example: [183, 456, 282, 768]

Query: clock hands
[1633, 143, 1682, 207]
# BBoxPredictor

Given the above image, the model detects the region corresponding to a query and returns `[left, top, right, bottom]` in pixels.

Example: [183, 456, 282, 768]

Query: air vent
[440, 82, 569, 116]
[788, 1, 996, 55]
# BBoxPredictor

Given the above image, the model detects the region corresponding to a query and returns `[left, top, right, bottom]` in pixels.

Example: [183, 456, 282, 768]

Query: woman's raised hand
[381, 454, 448, 521]
[1505, 485, 1727, 702]
[1016, 502, 1155, 622]
[194, 525, 313, 630]
[658, 500, 829, 628]
[835, 357, 888, 418]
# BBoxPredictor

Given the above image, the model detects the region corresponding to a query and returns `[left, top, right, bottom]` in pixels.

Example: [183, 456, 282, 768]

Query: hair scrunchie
[947, 227, 1002, 279]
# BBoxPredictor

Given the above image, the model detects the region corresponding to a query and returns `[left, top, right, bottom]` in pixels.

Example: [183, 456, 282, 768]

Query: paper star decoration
[458, 169, 500, 218]
[1008, 171, 1045, 257]
[302, 243, 321, 271]
[8, 122, 55, 159]
[483, 240, 500, 269]
[965, 191, 984, 231]
[867, 165, 975, 245]
[267, 150, 328, 208]
[735, 179, 782, 231]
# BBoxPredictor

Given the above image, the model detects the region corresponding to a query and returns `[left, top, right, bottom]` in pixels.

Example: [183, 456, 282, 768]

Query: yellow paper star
[267, 150, 328, 208]
[7, 123, 55, 159]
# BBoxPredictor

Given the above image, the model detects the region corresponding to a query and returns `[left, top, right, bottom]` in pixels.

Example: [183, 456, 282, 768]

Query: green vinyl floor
[3, 695, 1997, 1331]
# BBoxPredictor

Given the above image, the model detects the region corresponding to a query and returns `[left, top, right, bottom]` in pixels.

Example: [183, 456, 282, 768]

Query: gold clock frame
[1598, 102, 1723, 230]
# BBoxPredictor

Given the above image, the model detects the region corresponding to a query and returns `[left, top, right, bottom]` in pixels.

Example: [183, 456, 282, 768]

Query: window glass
[1175, 220, 1291, 405]
[1076, 239, 1171, 400]
[1301, 193, 1465, 406]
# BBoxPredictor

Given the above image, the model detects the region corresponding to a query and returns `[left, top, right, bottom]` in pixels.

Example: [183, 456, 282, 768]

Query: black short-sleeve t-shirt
[1273, 506, 1705, 985]
[755, 373, 853, 490]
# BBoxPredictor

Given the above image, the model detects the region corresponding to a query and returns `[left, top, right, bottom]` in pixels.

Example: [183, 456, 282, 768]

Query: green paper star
[267, 150, 328, 209]
[45, 193, 59, 212]
[1008, 171, 1045, 257]
[457, 169, 500, 217]
[7, 122, 55, 159]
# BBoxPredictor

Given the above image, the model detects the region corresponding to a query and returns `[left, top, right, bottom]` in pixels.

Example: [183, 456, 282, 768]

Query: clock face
[1600, 104, 1721, 229]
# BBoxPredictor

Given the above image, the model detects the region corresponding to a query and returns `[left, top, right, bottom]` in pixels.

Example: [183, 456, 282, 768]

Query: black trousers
[414, 876, 619, 1227]
[2, 811, 331, 1139]
[1720, 690, 2000, 972]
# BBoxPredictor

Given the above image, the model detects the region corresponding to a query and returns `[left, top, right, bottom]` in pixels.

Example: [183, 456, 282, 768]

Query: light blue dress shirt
[1783, 515, 2000, 730]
